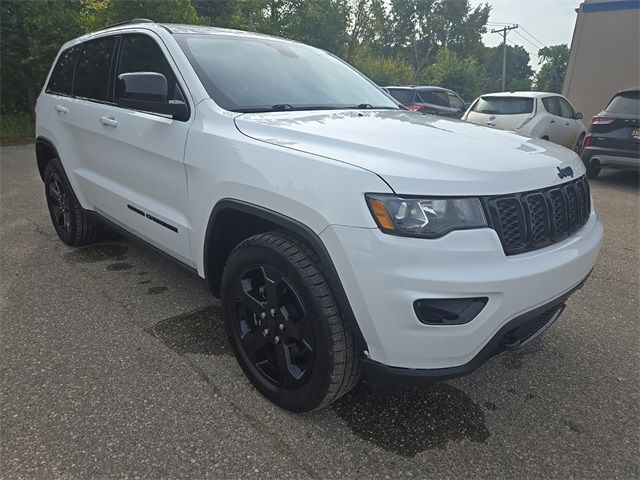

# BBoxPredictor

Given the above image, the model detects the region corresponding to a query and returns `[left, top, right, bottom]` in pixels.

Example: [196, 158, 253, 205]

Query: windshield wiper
[346, 104, 399, 110]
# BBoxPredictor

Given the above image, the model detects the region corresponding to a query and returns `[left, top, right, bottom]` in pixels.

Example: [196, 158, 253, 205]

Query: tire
[221, 231, 360, 412]
[574, 133, 585, 154]
[44, 158, 102, 246]
[586, 164, 601, 178]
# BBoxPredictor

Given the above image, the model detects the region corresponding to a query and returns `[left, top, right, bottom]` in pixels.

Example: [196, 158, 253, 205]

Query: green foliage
[480, 44, 534, 93]
[2, 0, 560, 144]
[0, 113, 35, 145]
[534, 44, 569, 93]
[423, 48, 482, 100]
[350, 49, 415, 86]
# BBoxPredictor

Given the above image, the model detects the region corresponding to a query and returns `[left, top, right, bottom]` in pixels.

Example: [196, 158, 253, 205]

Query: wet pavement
[1, 144, 638, 479]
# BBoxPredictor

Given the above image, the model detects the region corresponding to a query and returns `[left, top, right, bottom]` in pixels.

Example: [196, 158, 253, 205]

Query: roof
[385, 85, 448, 91]
[480, 91, 558, 98]
[63, 20, 297, 49]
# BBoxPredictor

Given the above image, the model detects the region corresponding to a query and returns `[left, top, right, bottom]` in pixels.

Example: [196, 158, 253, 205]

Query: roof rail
[95, 18, 155, 32]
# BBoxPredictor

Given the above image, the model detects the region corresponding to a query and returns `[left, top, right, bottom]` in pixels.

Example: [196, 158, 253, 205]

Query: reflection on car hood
[234, 109, 585, 195]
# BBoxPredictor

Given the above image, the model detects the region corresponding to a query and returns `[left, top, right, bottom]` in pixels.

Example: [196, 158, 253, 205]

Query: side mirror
[116, 72, 188, 121]
[575, 112, 584, 120]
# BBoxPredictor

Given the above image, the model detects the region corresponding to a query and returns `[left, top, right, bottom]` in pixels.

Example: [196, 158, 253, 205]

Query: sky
[469, 0, 581, 70]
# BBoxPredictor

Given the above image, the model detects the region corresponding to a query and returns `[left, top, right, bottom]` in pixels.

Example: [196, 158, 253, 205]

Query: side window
[116, 34, 184, 102]
[447, 92, 464, 110]
[428, 90, 448, 107]
[542, 97, 561, 116]
[558, 98, 575, 119]
[47, 46, 79, 96]
[73, 37, 117, 102]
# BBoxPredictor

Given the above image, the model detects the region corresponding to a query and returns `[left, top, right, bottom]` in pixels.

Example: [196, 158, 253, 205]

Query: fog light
[414, 297, 488, 325]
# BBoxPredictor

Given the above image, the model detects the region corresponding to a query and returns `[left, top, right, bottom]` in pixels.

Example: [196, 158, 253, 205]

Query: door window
[387, 89, 415, 105]
[447, 92, 464, 110]
[73, 37, 117, 102]
[421, 90, 448, 107]
[116, 34, 184, 103]
[46, 46, 80, 96]
[542, 97, 561, 116]
[557, 98, 575, 119]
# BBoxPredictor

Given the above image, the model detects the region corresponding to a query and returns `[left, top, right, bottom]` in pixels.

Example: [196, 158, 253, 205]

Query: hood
[234, 110, 585, 196]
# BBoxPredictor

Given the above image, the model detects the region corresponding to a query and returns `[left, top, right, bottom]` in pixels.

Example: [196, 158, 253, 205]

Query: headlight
[366, 194, 488, 238]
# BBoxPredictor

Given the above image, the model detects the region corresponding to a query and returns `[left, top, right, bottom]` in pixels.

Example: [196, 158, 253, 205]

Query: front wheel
[221, 231, 360, 412]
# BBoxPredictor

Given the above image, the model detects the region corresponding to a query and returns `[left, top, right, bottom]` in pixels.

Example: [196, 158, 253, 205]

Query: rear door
[445, 91, 465, 118]
[557, 97, 583, 148]
[91, 32, 194, 265]
[417, 89, 450, 116]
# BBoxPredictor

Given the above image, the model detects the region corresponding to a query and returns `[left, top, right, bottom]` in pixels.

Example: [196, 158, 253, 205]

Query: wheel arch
[35, 136, 60, 182]
[203, 198, 367, 352]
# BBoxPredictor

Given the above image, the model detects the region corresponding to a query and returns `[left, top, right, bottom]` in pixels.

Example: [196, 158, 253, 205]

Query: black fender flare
[204, 198, 367, 352]
[35, 136, 61, 181]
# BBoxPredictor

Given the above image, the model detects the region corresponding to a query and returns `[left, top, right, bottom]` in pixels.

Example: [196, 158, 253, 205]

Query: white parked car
[36, 20, 602, 412]
[463, 92, 587, 152]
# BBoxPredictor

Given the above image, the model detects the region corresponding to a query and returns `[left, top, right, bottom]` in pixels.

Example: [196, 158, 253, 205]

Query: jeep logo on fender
[557, 166, 574, 179]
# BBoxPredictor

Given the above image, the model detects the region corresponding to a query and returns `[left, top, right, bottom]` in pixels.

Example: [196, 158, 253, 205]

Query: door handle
[54, 105, 68, 114]
[550, 119, 555, 124]
[565, 122, 570, 126]
[99, 116, 118, 127]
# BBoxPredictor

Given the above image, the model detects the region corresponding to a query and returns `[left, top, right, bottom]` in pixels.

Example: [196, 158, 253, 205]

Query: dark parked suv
[581, 87, 640, 178]
[385, 85, 467, 118]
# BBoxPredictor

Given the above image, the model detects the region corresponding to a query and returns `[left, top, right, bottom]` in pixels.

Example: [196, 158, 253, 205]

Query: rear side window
[387, 89, 414, 105]
[420, 90, 448, 107]
[542, 97, 561, 116]
[73, 37, 117, 102]
[472, 96, 533, 115]
[447, 92, 464, 109]
[116, 34, 184, 102]
[607, 91, 640, 114]
[46, 46, 79, 96]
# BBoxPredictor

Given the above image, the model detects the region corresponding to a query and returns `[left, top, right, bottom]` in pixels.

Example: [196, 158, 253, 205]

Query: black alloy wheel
[232, 264, 315, 389]
[44, 158, 102, 246]
[221, 231, 360, 412]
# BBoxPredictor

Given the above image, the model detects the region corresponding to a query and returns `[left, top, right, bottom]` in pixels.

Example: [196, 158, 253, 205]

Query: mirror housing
[116, 72, 188, 121]
[575, 112, 584, 120]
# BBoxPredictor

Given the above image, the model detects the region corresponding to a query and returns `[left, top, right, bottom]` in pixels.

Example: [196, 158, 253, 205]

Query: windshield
[175, 34, 399, 112]
[472, 96, 534, 115]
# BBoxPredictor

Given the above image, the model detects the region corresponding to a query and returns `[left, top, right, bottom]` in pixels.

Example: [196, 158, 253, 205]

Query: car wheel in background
[221, 231, 360, 412]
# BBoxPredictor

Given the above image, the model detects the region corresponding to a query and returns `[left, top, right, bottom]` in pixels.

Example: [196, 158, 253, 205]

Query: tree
[0, 0, 84, 118]
[534, 44, 569, 93]
[388, 0, 490, 77]
[423, 48, 483, 100]
[481, 44, 533, 92]
[350, 48, 414, 86]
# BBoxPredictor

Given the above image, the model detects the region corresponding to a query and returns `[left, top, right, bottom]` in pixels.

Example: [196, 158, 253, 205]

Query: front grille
[484, 176, 591, 255]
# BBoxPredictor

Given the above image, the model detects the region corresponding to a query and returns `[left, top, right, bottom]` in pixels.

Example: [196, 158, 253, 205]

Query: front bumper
[360, 277, 585, 390]
[320, 209, 603, 371]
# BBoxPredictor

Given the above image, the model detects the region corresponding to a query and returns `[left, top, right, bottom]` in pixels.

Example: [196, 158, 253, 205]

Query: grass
[0, 113, 35, 145]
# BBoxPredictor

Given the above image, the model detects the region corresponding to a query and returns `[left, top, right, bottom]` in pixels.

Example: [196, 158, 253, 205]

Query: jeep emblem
[556, 166, 574, 179]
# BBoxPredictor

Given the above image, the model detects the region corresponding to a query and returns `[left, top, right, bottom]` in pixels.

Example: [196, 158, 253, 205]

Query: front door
[93, 32, 194, 265]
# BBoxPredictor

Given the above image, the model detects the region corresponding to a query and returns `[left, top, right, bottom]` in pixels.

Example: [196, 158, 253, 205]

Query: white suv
[36, 20, 603, 412]
[463, 91, 587, 152]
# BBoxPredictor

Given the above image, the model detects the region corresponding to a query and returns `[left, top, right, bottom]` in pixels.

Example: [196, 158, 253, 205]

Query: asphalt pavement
[1, 144, 638, 479]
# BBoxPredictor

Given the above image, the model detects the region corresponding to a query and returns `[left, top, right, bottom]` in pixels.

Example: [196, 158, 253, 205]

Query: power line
[518, 25, 548, 49]
[513, 30, 544, 51]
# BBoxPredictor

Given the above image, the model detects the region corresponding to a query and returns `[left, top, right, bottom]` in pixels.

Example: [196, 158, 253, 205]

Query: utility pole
[491, 25, 518, 91]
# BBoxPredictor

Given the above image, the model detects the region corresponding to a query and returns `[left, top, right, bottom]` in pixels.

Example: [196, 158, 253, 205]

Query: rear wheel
[44, 158, 102, 246]
[221, 231, 360, 412]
